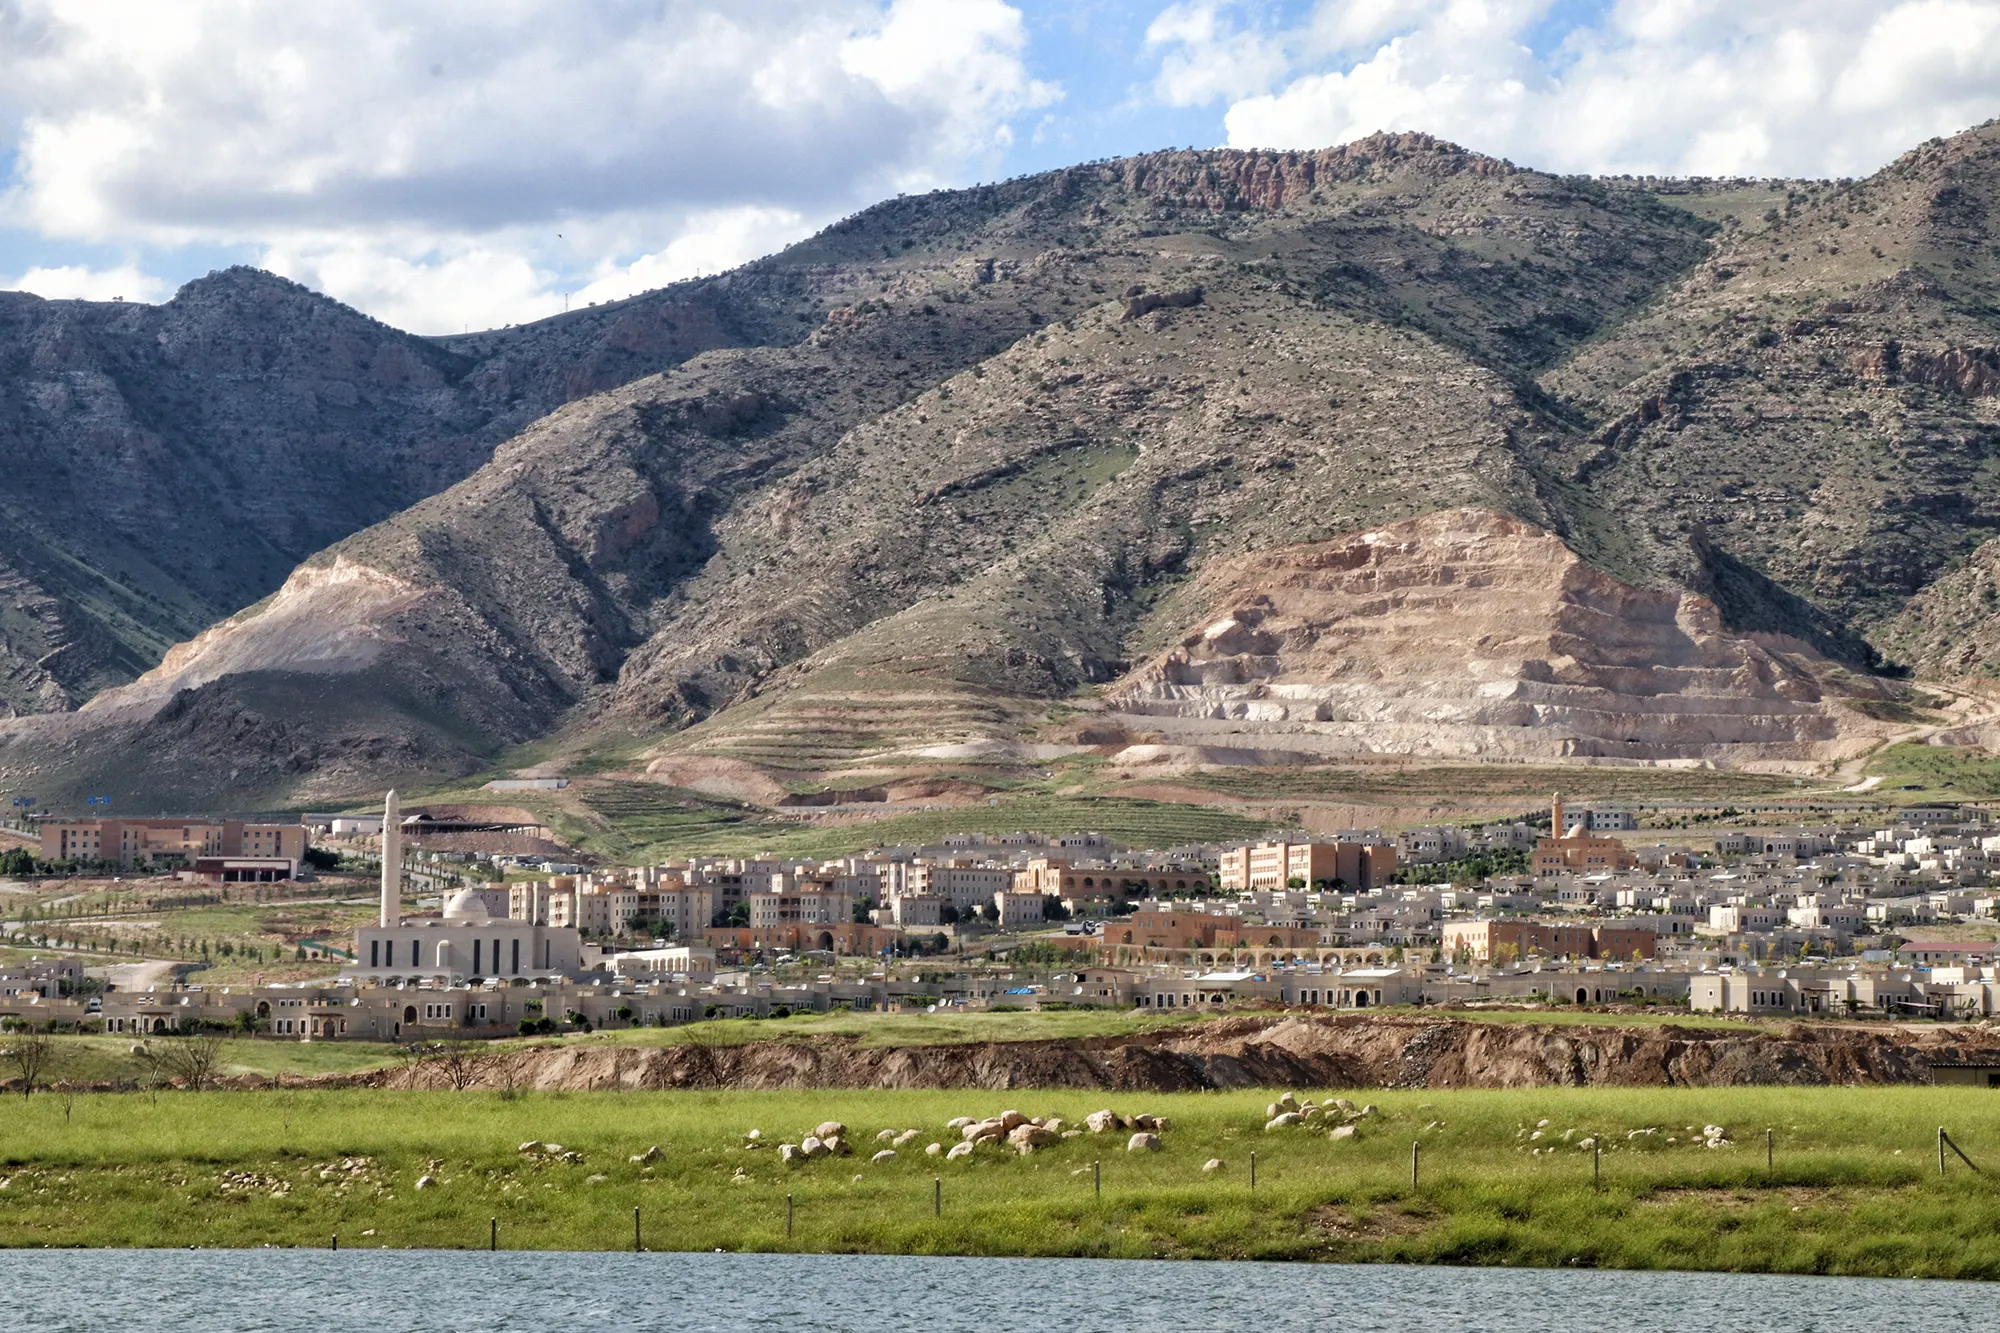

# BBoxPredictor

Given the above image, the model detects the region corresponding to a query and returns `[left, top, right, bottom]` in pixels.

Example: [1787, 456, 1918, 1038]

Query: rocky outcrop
[1103, 509, 1900, 765]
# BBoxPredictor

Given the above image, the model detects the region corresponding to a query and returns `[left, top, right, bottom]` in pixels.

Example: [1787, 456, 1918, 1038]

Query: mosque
[348, 791, 584, 984]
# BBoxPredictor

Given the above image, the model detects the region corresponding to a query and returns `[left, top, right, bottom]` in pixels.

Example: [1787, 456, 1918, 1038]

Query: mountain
[4, 124, 2000, 809]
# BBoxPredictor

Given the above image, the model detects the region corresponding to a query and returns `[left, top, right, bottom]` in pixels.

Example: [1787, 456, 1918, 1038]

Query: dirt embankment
[359, 1015, 2000, 1093]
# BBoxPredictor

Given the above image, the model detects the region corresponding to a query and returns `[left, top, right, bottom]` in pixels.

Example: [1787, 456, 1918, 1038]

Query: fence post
[1250, 1150, 1256, 1191]
[934, 1177, 941, 1218]
[1766, 1128, 1773, 1174]
[331, 1234, 338, 1252]
[1094, 1160, 1101, 1199]
[1941, 1126, 1948, 1177]
[1593, 1135, 1600, 1189]
[490, 1217, 497, 1251]
[787, 1193, 794, 1238]
[634, 1206, 642, 1253]
[1411, 1141, 1420, 1191]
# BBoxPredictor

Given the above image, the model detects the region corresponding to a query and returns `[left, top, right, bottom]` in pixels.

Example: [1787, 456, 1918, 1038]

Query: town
[7, 788, 2000, 1040]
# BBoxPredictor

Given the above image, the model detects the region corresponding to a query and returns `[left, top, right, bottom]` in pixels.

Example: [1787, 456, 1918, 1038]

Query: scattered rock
[1128, 1132, 1161, 1153]
[1086, 1110, 1118, 1134]
[947, 1117, 975, 1131]
[871, 1150, 897, 1164]
[1009, 1124, 1058, 1155]
[800, 1136, 828, 1159]
[877, 1129, 897, 1143]
[415, 1175, 436, 1190]
[1330, 1125, 1357, 1141]
[1265, 1113, 1303, 1131]
[946, 1142, 975, 1160]
[517, 1142, 542, 1155]
[779, 1144, 803, 1164]
[894, 1129, 922, 1147]
[630, 1146, 662, 1164]
[1202, 1159, 1226, 1173]
[814, 1121, 847, 1142]
[925, 1143, 944, 1157]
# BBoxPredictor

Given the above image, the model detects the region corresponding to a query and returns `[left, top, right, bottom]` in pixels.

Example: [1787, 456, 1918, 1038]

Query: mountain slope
[6, 125, 2000, 808]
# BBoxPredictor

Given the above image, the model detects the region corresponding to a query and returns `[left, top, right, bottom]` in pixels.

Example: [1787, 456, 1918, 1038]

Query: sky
[0, 0, 1995, 335]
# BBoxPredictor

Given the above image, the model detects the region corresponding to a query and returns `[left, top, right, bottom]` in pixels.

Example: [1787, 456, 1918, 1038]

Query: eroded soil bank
[348, 1014, 2000, 1092]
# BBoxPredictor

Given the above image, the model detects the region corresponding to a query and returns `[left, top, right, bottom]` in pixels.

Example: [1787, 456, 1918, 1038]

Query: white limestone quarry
[1102, 509, 1907, 767]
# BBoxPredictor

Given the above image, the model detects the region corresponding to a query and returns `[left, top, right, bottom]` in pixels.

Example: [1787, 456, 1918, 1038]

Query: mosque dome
[443, 887, 495, 921]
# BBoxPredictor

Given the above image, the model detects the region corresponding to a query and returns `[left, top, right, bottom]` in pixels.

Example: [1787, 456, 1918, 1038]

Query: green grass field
[1864, 743, 2000, 800]
[5, 1085, 2000, 1274]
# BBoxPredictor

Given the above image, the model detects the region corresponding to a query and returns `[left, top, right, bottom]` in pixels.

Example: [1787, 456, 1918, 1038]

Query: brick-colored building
[1441, 919, 1657, 963]
[41, 818, 306, 874]
[1099, 909, 1237, 952]
[1218, 840, 1397, 892]
[1011, 858, 1211, 903]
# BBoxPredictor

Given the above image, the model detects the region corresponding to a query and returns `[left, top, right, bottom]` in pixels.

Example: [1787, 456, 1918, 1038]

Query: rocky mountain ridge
[4, 124, 2000, 807]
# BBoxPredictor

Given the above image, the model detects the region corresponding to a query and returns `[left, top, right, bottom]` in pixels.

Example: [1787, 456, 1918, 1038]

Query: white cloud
[0, 0, 1053, 330]
[1151, 0, 2000, 177]
[1145, 3, 1293, 106]
[3, 262, 170, 303]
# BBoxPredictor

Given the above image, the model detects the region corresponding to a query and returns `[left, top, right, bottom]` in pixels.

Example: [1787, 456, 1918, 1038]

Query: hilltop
[3, 124, 2000, 810]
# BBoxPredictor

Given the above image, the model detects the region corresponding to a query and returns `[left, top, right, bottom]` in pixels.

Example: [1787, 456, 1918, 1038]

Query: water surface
[0, 1250, 1980, 1332]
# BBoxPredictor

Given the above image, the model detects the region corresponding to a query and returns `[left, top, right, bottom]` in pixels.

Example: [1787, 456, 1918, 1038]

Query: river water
[0, 1250, 1980, 1331]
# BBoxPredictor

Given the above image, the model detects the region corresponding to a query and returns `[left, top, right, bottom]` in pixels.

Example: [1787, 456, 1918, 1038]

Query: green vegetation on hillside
[7, 1085, 2000, 1276]
[1165, 764, 1805, 808]
[1863, 743, 2000, 799]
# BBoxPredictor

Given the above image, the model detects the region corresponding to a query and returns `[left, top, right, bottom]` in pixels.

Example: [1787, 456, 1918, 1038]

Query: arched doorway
[1575, 987, 1588, 1005]
[403, 1005, 418, 1024]
[817, 931, 834, 952]
[256, 1001, 271, 1019]
[1353, 991, 1369, 1009]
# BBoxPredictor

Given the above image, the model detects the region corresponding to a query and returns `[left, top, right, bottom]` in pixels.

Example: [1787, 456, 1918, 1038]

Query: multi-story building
[1218, 840, 1396, 893]
[1440, 919, 1658, 963]
[40, 817, 306, 877]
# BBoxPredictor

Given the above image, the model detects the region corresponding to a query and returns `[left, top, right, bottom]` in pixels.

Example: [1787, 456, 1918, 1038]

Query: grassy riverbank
[5, 1086, 2000, 1276]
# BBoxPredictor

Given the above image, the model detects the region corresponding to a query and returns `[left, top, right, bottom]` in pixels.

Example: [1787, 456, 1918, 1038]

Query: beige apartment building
[41, 818, 306, 875]
[1218, 840, 1396, 893]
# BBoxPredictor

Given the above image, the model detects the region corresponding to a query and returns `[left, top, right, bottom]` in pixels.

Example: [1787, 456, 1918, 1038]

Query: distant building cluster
[9, 789, 2000, 1042]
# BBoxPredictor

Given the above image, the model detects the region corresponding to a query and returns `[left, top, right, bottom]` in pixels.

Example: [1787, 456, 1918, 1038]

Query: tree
[852, 897, 876, 924]
[939, 904, 960, 925]
[426, 1042, 493, 1092]
[1041, 895, 1071, 921]
[139, 1033, 226, 1092]
[980, 903, 1000, 924]
[1, 1029, 62, 1098]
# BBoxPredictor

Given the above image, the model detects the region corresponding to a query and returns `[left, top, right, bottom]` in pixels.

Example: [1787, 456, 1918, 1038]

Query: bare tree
[395, 1039, 435, 1089]
[0, 1029, 62, 1098]
[429, 1041, 493, 1092]
[138, 1033, 227, 1092]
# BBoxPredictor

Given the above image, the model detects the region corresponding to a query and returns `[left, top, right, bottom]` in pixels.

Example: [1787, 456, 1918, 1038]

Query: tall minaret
[380, 789, 402, 928]
[1551, 791, 1566, 839]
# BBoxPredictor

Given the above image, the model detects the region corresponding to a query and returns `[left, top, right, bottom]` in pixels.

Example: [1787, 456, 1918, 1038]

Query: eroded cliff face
[327, 1014, 2000, 1093]
[1103, 509, 1898, 766]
